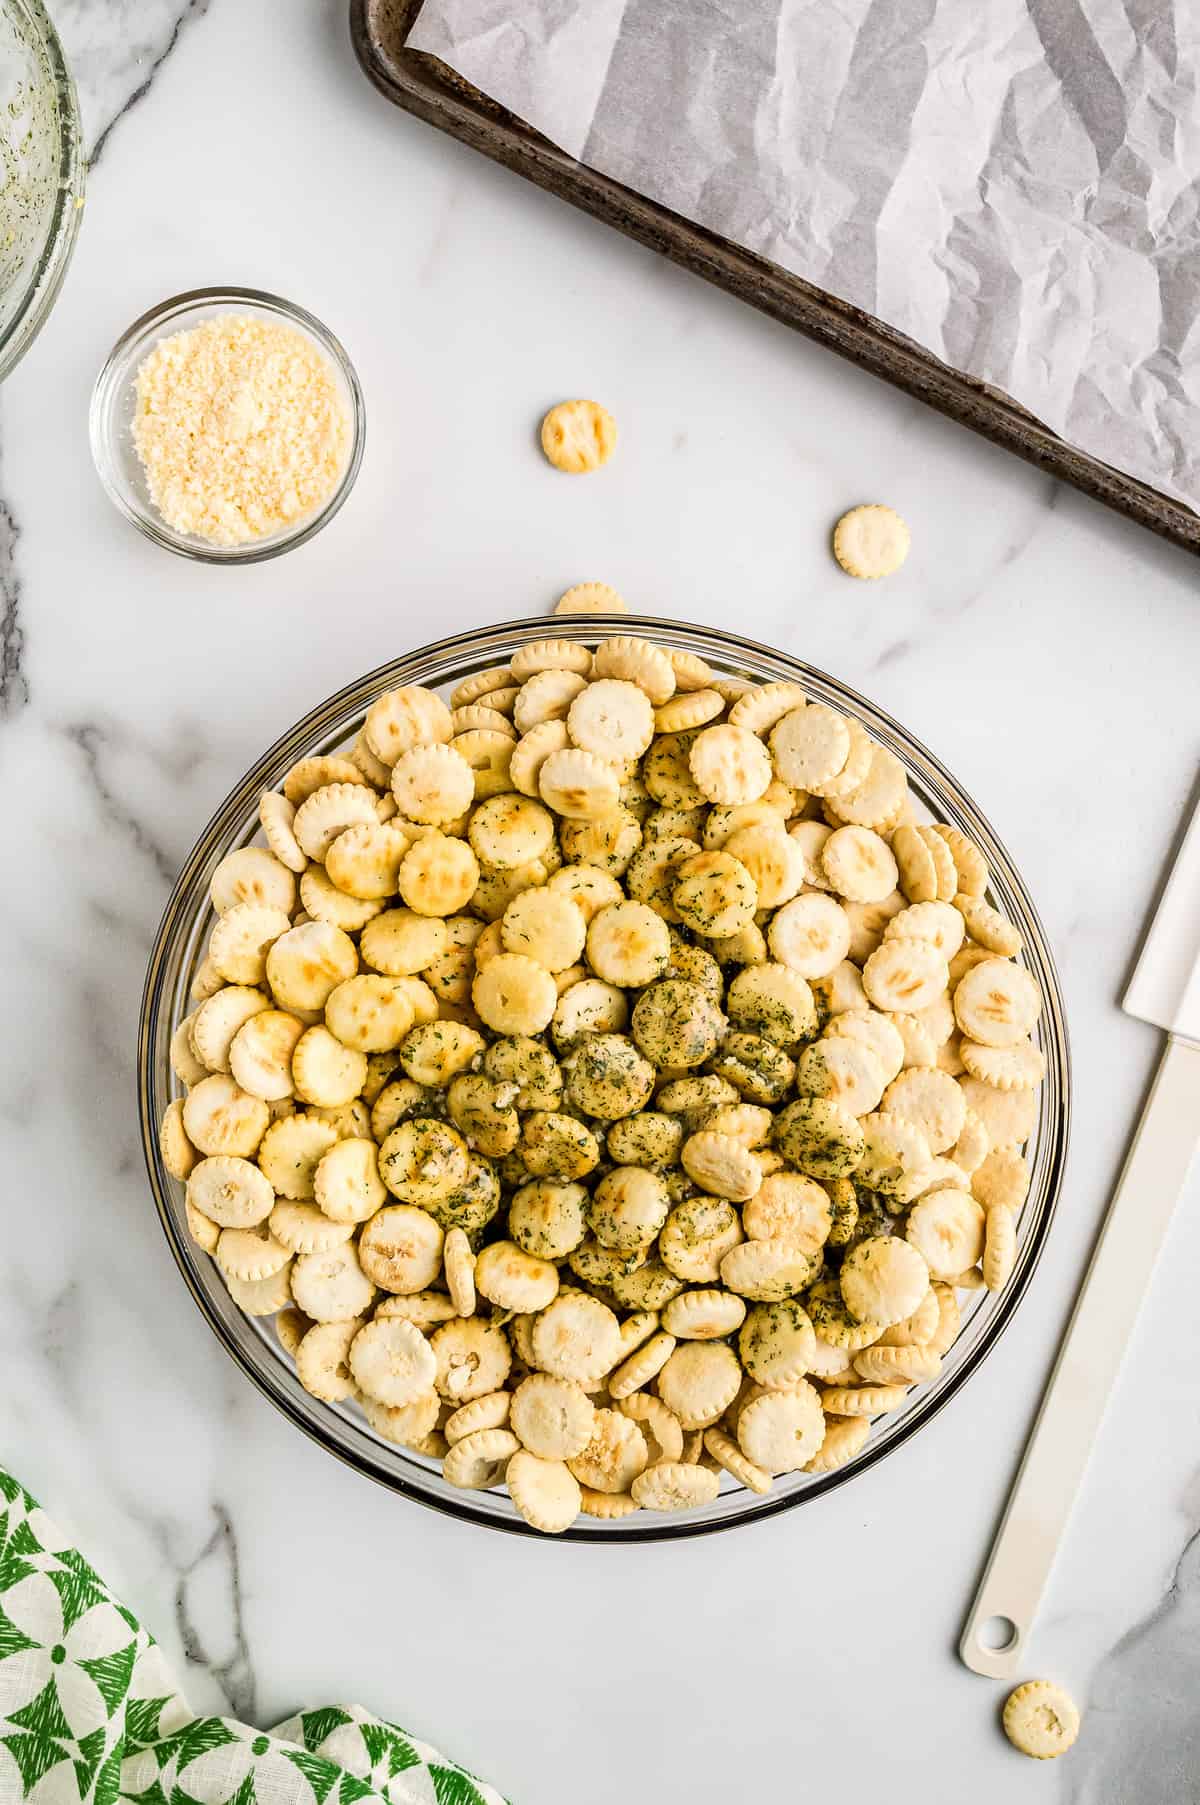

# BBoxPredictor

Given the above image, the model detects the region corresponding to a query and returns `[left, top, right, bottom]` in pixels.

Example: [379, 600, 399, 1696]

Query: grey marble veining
[0, 478, 25, 718]
[62, 720, 179, 886]
[51, 0, 212, 158]
[1, 2, 1199, 1800]
[173, 1504, 257, 1722]
[1065, 1480, 1200, 1803]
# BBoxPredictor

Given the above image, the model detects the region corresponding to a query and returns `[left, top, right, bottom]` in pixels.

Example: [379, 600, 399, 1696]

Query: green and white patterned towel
[0, 1469, 506, 1805]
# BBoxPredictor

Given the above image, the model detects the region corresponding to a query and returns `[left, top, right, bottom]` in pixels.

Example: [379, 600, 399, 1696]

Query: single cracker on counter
[1002, 1681, 1080, 1759]
[540, 399, 617, 474]
[832, 503, 911, 579]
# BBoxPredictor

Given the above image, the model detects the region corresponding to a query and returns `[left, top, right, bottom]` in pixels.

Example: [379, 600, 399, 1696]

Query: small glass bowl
[89, 287, 365, 564]
[139, 617, 1071, 1542]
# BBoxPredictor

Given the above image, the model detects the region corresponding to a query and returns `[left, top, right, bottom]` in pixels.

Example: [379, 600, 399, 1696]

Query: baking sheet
[352, 0, 1200, 557]
[407, 0, 1200, 519]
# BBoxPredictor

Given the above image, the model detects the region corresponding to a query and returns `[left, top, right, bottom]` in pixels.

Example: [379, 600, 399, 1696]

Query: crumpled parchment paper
[408, 0, 1200, 512]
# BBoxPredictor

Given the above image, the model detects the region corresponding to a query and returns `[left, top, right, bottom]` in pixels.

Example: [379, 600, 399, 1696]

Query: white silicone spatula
[960, 785, 1200, 1679]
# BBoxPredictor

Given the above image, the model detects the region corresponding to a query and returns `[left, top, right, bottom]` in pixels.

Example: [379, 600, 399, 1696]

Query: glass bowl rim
[0, 0, 86, 384]
[88, 285, 366, 564]
[138, 615, 1071, 1541]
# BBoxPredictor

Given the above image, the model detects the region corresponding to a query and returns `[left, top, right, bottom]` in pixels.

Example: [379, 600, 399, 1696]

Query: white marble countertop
[3, 3, 1200, 1800]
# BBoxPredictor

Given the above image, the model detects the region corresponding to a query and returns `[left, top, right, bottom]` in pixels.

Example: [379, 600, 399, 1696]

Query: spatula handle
[959, 1034, 1200, 1678]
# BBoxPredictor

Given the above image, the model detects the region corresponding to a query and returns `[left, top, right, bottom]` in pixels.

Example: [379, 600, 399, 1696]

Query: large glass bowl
[0, 0, 85, 383]
[138, 617, 1070, 1540]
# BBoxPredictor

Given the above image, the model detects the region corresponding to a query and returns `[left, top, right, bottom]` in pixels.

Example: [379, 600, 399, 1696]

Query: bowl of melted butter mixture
[0, 0, 84, 382]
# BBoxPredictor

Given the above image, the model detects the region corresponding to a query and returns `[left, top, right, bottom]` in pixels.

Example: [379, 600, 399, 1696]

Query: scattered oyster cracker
[540, 399, 617, 474]
[1002, 1680, 1080, 1759]
[833, 504, 911, 579]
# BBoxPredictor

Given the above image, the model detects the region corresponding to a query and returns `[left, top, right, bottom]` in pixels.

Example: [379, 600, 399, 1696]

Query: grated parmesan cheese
[132, 313, 351, 547]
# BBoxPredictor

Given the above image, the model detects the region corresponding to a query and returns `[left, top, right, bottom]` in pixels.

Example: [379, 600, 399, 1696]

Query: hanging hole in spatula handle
[960, 1601, 1027, 1679]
